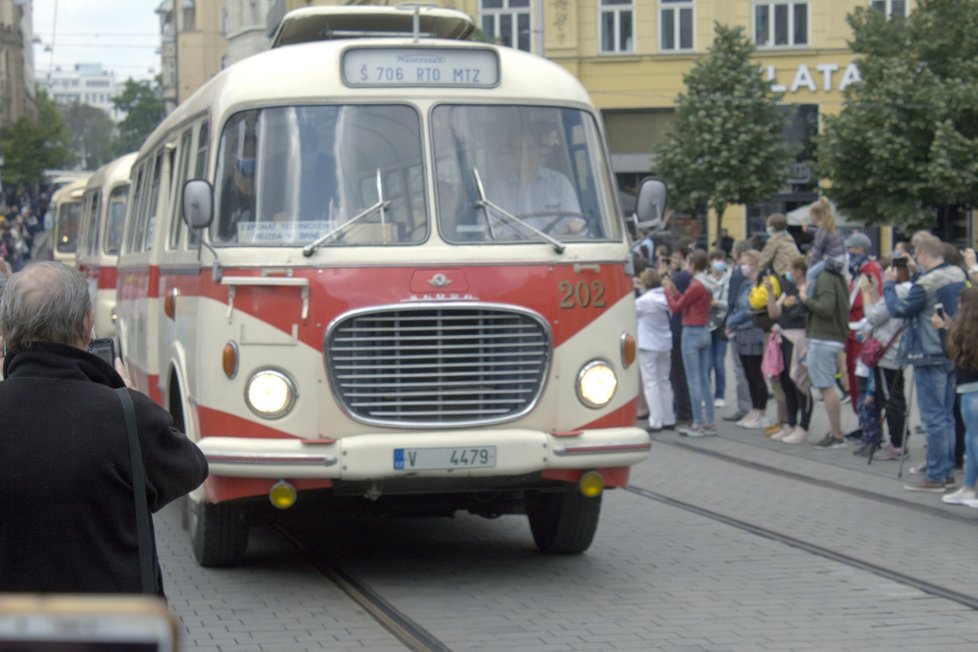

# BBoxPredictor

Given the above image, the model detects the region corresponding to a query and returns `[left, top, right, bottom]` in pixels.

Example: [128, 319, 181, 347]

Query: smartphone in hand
[89, 337, 116, 366]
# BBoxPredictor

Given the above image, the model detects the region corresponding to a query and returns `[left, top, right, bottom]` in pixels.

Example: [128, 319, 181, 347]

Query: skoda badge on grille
[427, 273, 453, 288]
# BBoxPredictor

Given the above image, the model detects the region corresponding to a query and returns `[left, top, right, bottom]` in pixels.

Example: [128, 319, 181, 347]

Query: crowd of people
[633, 201, 978, 507]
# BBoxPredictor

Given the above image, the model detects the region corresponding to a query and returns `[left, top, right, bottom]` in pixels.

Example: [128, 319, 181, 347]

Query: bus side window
[188, 122, 209, 248]
[169, 129, 193, 250]
[124, 165, 145, 255]
[87, 191, 101, 257]
[143, 149, 164, 251]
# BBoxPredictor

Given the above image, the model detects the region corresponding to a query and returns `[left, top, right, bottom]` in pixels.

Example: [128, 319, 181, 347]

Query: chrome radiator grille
[325, 306, 550, 426]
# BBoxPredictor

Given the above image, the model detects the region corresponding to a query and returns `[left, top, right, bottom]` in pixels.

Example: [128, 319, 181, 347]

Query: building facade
[0, 0, 36, 127]
[156, 0, 227, 113]
[37, 63, 124, 121]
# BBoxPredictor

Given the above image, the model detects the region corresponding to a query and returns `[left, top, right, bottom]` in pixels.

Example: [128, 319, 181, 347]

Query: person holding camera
[883, 233, 966, 492]
[0, 262, 208, 595]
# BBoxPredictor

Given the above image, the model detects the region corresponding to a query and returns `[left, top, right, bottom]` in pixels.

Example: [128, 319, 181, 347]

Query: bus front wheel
[525, 488, 602, 554]
[187, 496, 250, 567]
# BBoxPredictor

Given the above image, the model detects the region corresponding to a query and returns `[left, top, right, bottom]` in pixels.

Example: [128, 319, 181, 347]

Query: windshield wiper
[302, 169, 391, 257]
[472, 168, 566, 254]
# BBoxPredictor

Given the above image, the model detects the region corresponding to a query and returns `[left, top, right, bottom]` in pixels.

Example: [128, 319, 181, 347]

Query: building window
[870, 0, 908, 18]
[600, 0, 634, 54]
[660, 0, 694, 52]
[754, 1, 808, 48]
[480, 0, 531, 52]
[182, 0, 196, 32]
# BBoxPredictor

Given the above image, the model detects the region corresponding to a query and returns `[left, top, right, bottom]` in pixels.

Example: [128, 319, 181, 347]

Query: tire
[188, 496, 250, 567]
[526, 487, 602, 554]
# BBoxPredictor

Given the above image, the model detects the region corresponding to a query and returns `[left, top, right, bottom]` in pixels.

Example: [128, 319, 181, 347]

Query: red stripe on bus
[205, 476, 333, 504]
[97, 266, 118, 290]
[576, 399, 639, 431]
[153, 262, 633, 350]
[196, 405, 297, 440]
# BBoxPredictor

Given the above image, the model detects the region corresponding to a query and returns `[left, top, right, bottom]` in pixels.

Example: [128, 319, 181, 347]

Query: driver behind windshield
[487, 128, 584, 236]
[218, 130, 257, 241]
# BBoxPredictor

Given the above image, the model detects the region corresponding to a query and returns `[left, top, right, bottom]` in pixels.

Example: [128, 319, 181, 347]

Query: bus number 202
[559, 281, 607, 309]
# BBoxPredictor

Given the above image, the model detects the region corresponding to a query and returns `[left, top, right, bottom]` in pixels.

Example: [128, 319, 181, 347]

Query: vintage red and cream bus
[46, 178, 90, 269]
[116, 6, 658, 566]
[77, 153, 135, 338]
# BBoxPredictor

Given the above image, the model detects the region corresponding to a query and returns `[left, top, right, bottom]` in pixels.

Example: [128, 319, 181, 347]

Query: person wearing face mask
[722, 240, 754, 422]
[843, 232, 883, 413]
[757, 213, 800, 276]
[725, 250, 769, 430]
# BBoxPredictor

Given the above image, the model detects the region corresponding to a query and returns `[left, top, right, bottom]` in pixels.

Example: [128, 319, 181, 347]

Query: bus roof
[85, 152, 136, 192]
[271, 5, 475, 48]
[51, 177, 90, 203]
[141, 37, 594, 163]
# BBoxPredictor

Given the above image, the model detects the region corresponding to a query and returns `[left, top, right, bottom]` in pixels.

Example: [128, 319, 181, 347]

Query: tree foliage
[0, 90, 73, 187]
[60, 103, 115, 170]
[112, 77, 165, 155]
[819, 0, 978, 225]
[653, 23, 791, 235]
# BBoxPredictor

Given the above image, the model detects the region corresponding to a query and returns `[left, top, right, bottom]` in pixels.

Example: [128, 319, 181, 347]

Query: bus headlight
[244, 369, 296, 418]
[576, 360, 617, 408]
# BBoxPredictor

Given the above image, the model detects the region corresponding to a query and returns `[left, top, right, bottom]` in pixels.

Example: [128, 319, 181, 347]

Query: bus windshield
[432, 105, 620, 244]
[56, 202, 82, 253]
[212, 105, 427, 246]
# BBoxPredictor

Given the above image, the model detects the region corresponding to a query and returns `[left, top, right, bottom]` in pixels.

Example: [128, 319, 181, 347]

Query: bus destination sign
[342, 47, 499, 88]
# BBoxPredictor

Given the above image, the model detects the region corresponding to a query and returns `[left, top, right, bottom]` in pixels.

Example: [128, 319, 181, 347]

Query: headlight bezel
[576, 359, 618, 409]
[244, 368, 297, 419]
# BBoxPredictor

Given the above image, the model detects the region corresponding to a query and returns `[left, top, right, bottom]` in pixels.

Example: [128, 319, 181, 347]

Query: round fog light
[578, 471, 605, 498]
[269, 480, 297, 509]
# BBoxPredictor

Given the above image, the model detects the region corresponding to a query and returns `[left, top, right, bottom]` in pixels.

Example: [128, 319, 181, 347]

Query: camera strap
[115, 387, 157, 595]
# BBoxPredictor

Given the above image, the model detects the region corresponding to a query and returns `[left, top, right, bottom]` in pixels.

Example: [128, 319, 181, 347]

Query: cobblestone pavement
[157, 378, 978, 651]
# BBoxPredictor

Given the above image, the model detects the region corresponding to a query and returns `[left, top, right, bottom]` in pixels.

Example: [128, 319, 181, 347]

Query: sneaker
[909, 463, 928, 476]
[813, 434, 847, 450]
[722, 412, 747, 422]
[769, 425, 792, 441]
[853, 443, 875, 457]
[714, 398, 725, 408]
[844, 428, 863, 441]
[945, 476, 956, 488]
[701, 425, 718, 437]
[873, 446, 904, 461]
[781, 427, 808, 444]
[941, 487, 976, 505]
[679, 425, 705, 437]
[739, 414, 766, 429]
[903, 479, 948, 492]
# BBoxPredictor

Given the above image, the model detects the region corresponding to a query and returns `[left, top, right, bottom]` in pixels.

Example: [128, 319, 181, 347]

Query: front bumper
[199, 427, 651, 480]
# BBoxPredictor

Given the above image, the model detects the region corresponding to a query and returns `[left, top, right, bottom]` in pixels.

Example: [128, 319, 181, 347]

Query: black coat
[0, 343, 208, 595]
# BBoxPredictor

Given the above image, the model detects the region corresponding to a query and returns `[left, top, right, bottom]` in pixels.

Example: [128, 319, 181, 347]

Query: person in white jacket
[636, 268, 675, 432]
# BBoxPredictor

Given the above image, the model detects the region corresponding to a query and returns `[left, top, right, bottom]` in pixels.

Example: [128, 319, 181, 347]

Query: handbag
[761, 330, 784, 378]
[116, 387, 158, 595]
[858, 328, 903, 368]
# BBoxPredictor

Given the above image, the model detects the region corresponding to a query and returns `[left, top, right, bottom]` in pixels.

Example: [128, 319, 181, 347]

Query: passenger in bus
[218, 133, 258, 241]
[488, 129, 585, 237]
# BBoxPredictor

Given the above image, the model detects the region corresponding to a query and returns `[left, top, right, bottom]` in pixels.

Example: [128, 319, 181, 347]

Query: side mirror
[635, 176, 668, 228]
[182, 179, 213, 230]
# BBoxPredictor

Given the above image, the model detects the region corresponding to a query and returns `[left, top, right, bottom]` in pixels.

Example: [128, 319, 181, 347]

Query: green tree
[819, 0, 978, 226]
[112, 77, 165, 155]
[0, 90, 73, 187]
[653, 23, 791, 237]
[60, 103, 115, 170]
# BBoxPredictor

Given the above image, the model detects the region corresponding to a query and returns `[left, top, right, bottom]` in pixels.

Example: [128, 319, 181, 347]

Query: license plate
[393, 446, 496, 470]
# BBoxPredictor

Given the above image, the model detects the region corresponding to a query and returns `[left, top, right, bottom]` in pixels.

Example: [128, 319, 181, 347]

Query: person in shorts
[800, 257, 850, 449]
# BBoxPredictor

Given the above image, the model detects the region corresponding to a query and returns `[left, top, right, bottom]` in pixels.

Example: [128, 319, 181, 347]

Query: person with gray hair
[0, 261, 208, 595]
